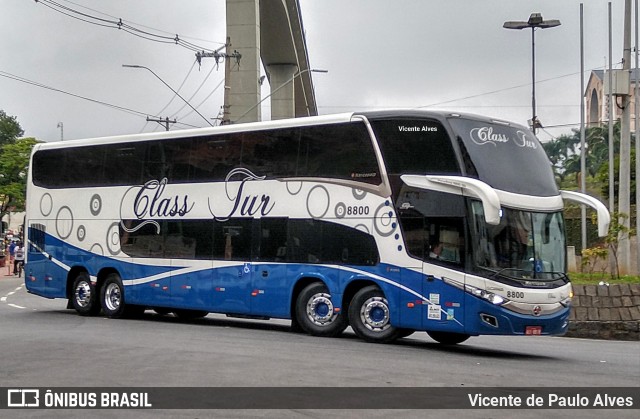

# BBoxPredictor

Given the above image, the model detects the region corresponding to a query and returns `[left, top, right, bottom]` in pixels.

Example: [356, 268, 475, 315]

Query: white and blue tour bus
[25, 110, 610, 344]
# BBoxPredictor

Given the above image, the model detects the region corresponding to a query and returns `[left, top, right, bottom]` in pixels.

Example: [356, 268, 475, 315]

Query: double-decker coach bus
[25, 110, 609, 345]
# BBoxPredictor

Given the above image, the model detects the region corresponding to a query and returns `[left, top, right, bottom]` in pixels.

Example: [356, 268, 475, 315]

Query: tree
[597, 148, 636, 205]
[0, 137, 40, 221]
[543, 123, 621, 187]
[0, 110, 38, 227]
[0, 110, 24, 147]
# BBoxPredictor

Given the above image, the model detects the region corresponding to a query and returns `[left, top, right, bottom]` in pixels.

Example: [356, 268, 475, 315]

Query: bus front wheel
[70, 272, 100, 316]
[348, 285, 400, 343]
[295, 282, 347, 337]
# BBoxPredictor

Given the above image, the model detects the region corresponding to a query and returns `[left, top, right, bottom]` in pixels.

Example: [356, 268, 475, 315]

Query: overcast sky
[0, 0, 634, 144]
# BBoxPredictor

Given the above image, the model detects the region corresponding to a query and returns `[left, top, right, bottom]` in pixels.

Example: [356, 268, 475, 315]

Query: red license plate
[525, 326, 542, 335]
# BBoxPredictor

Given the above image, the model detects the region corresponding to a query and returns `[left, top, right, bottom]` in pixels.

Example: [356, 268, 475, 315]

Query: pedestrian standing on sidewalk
[7, 241, 16, 275]
[14, 242, 25, 277]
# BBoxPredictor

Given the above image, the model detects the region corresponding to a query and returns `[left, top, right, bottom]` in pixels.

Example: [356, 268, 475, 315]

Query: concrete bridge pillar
[226, 0, 261, 123]
[267, 64, 298, 120]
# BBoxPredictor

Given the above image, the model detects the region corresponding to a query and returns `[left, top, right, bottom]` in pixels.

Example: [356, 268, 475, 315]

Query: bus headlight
[442, 277, 508, 306]
[464, 284, 508, 306]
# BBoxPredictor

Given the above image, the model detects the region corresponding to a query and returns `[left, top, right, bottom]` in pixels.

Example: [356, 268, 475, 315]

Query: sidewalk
[1, 264, 23, 279]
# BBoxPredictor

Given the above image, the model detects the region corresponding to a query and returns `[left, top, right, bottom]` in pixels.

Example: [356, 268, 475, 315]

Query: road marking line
[1, 297, 6, 302]
[8, 304, 26, 309]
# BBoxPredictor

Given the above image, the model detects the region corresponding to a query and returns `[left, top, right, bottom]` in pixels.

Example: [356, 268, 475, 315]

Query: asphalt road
[1, 273, 638, 418]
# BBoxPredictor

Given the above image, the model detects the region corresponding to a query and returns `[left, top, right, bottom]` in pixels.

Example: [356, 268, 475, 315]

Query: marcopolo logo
[8, 389, 40, 407]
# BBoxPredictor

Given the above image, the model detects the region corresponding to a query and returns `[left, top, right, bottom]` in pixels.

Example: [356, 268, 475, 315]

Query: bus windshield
[468, 200, 567, 283]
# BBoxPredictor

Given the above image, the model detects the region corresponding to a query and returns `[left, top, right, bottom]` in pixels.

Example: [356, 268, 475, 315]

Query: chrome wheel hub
[360, 296, 390, 332]
[306, 293, 336, 326]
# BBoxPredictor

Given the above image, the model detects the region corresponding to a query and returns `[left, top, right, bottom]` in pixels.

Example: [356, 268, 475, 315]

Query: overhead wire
[56, 0, 224, 48]
[171, 63, 219, 119]
[0, 70, 204, 130]
[139, 60, 199, 132]
[35, 0, 224, 53]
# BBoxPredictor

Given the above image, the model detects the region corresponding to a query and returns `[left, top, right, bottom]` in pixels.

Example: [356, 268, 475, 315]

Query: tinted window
[32, 122, 381, 188]
[212, 218, 253, 261]
[396, 188, 465, 265]
[120, 220, 213, 259]
[256, 218, 289, 262]
[288, 219, 378, 266]
[448, 117, 558, 196]
[119, 218, 379, 266]
[370, 119, 460, 176]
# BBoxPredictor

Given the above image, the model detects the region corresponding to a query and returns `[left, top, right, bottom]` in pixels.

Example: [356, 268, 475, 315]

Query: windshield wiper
[478, 266, 568, 286]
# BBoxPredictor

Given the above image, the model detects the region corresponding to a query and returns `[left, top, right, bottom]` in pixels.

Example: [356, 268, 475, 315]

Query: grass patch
[568, 272, 640, 285]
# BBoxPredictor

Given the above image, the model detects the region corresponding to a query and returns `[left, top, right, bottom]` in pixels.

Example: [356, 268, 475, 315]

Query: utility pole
[223, 37, 232, 125]
[580, 4, 587, 252]
[146, 116, 176, 131]
[195, 37, 239, 125]
[618, 0, 632, 274]
[635, 0, 639, 274]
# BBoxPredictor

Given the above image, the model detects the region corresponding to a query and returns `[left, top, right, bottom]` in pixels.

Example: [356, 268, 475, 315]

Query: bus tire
[70, 272, 101, 316]
[348, 285, 400, 343]
[100, 273, 137, 319]
[295, 282, 347, 337]
[173, 309, 209, 320]
[427, 331, 470, 345]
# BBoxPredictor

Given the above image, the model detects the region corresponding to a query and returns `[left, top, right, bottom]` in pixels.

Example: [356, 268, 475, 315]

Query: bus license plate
[525, 326, 542, 335]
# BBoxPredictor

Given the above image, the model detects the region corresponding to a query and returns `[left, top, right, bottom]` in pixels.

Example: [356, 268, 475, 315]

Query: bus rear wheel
[70, 272, 100, 316]
[100, 274, 143, 318]
[348, 285, 401, 343]
[427, 331, 470, 345]
[295, 282, 347, 337]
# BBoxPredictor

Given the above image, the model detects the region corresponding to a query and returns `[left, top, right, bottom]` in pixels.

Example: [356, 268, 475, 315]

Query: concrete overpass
[226, 0, 318, 123]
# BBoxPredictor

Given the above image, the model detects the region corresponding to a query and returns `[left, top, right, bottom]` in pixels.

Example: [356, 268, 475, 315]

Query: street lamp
[504, 13, 561, 134]
[234, 68, 328, 124]
[122, 64, 213, 127]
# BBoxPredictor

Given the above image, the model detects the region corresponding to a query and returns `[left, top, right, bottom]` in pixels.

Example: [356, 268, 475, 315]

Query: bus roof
[33, 109, 527, 152]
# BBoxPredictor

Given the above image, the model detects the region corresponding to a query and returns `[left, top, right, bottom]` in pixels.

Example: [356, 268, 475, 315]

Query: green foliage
[543, 124, 619, 185]
[0, 110, 40, 223]
[580, 246, 608, 276]
[0, 110, 24, 147]
[569, 272, 640, 284]
[0, 137, 39, 217]
[596, 148, 636, 205]
[581, 212, 636, 280]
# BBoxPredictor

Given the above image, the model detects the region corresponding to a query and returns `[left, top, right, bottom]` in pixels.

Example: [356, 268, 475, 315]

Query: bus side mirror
[560, 190, 610, 237]
[400, 175, 501, 225]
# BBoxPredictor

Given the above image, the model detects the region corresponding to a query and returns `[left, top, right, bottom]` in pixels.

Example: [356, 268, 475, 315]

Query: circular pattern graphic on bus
[286, 181, 303, 196]
[306, 185, 330, 219]
[373, 203, 396, 237]
[90, 243, 104, 256]
[40, 193, 53, 217]
[90, 194, 102, 216]
[106, 222, 121, 256]
[335, 202, 346, 218]
[352, 188, 367, 200]
[55, 206, 74, 239]
[77, 225, 86, 242]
